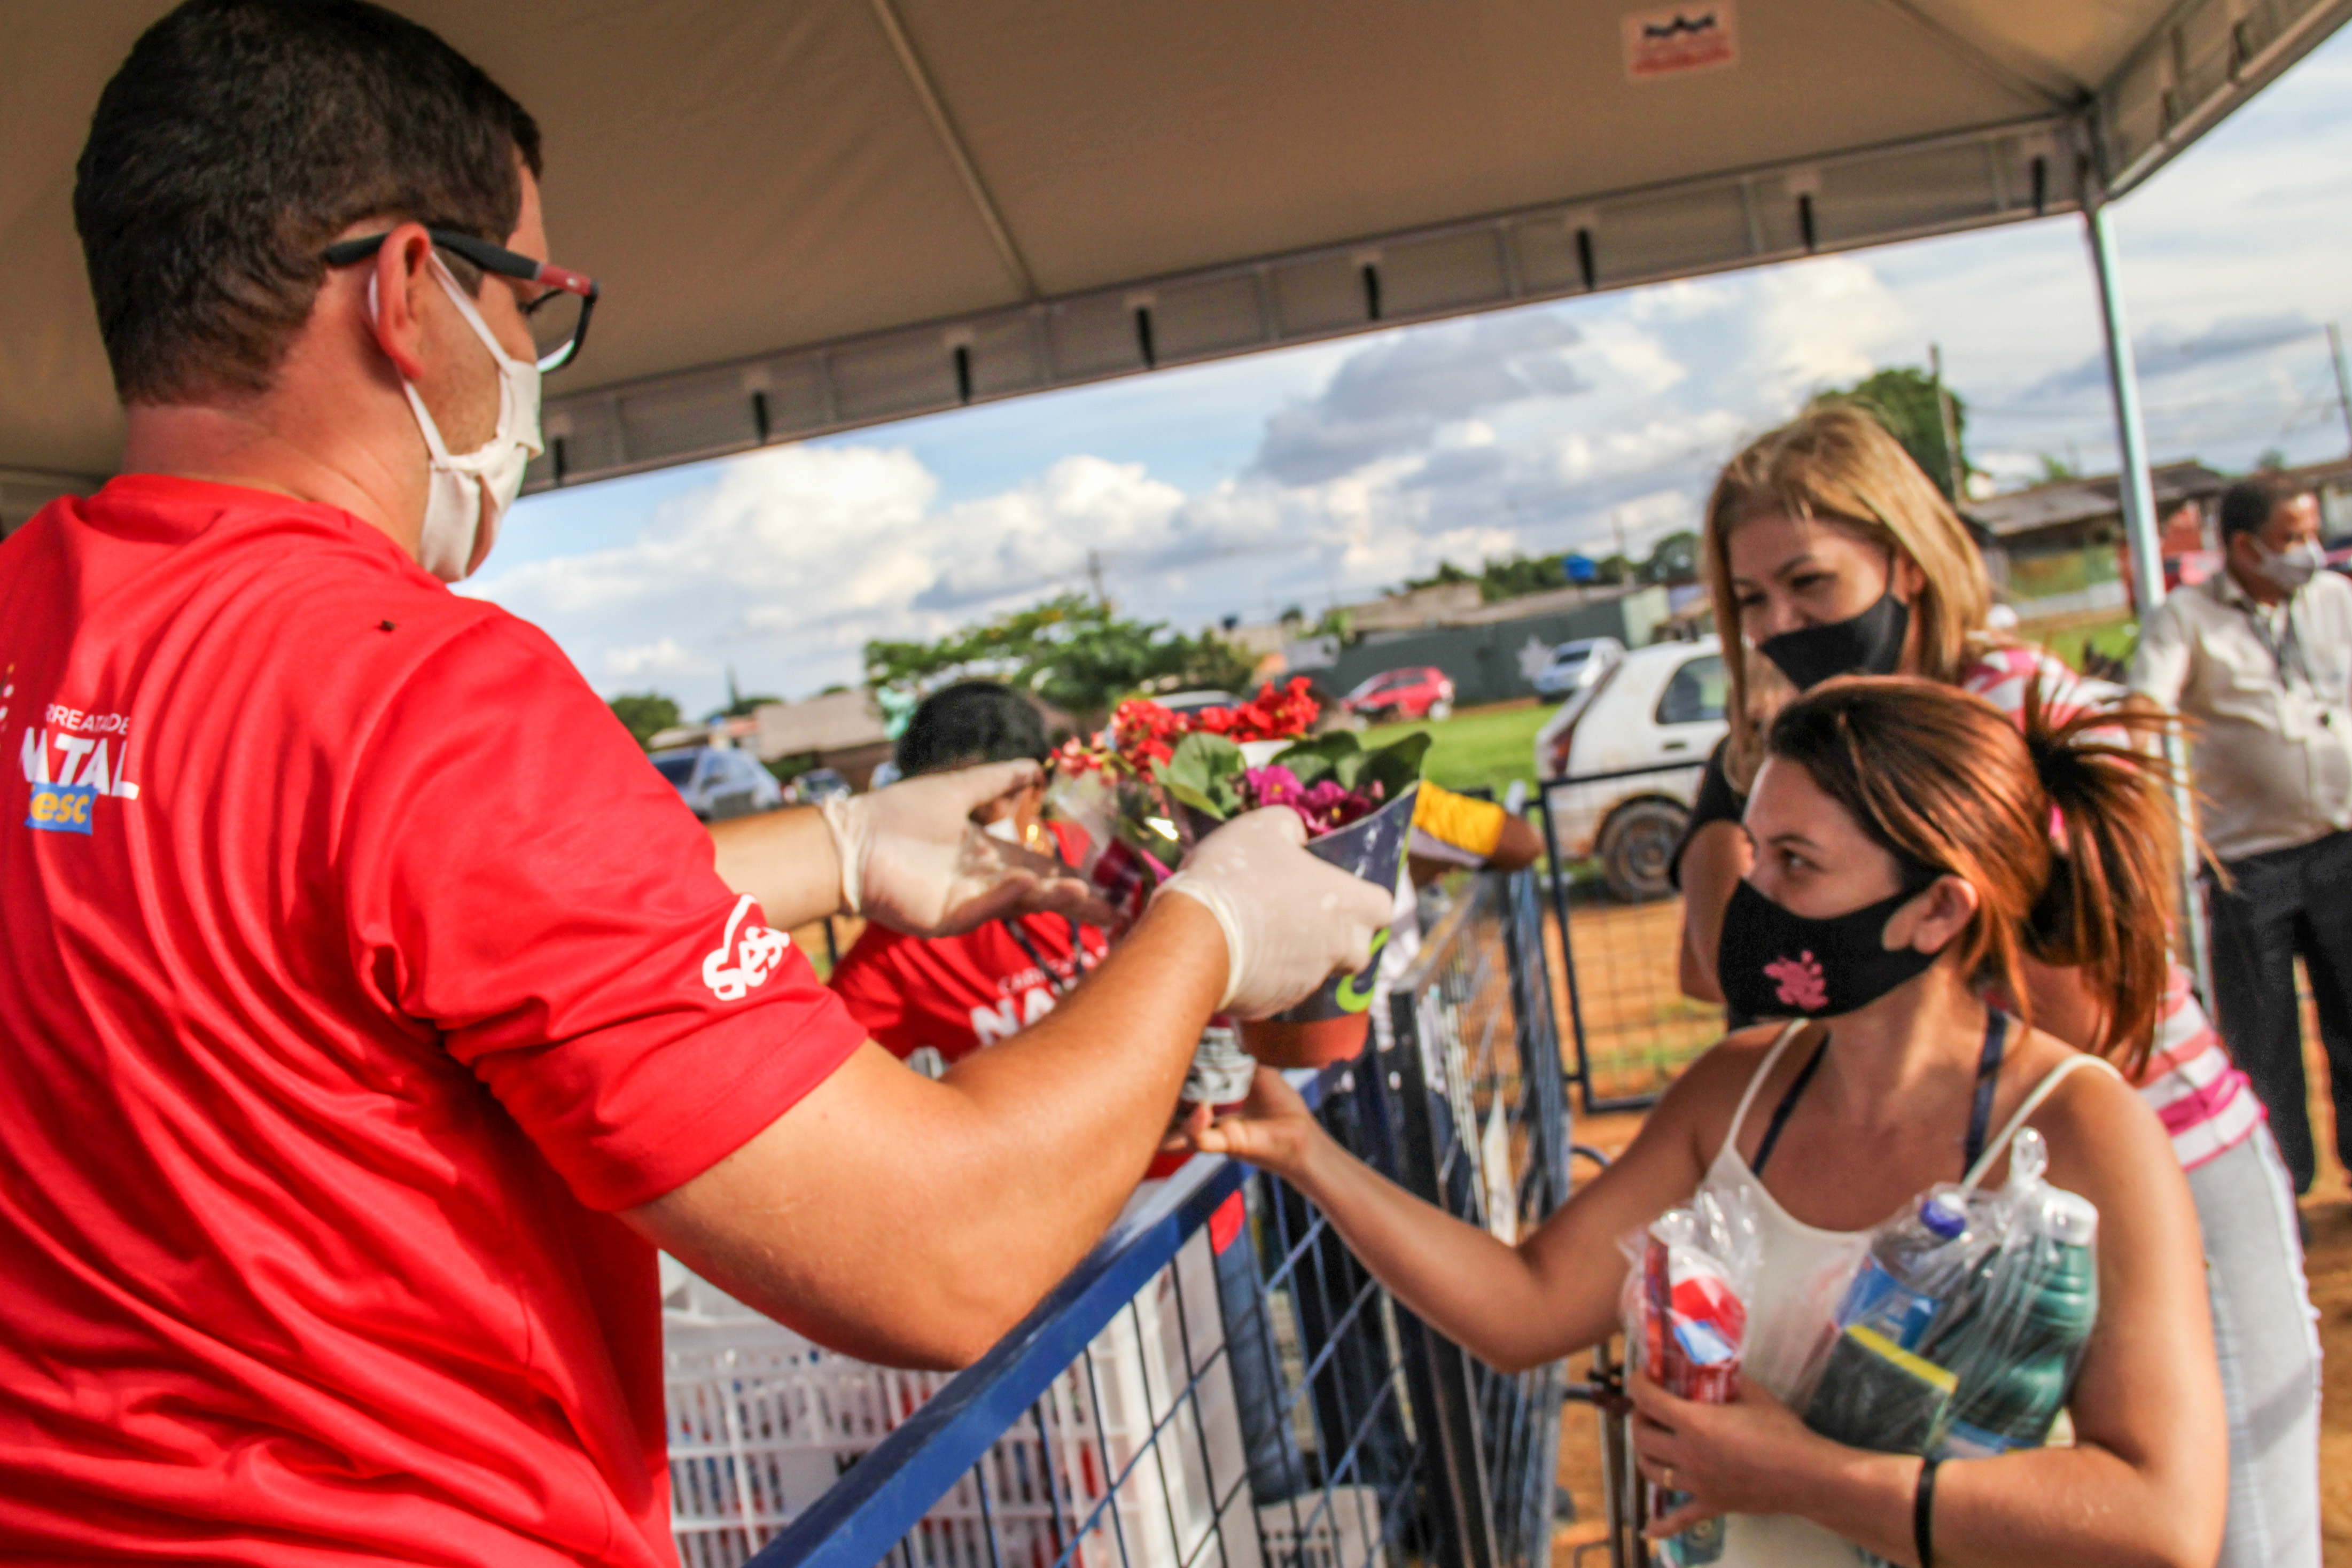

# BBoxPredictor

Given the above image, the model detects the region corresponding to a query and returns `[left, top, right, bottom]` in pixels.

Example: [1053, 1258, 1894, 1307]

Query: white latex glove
[821, 761, 1114, 936]
[1154, 807, 1396, 1019]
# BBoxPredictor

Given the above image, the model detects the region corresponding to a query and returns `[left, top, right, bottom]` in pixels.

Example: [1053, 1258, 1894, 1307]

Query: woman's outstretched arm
[1194, 1050, 1735, 1372]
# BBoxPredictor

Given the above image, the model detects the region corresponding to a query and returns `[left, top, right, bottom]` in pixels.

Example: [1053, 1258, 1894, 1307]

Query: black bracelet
[1912, 1455, 1941, 1568]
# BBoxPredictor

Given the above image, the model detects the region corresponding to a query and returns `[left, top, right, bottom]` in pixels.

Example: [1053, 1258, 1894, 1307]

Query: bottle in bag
[1836, 1189, 1975, 1351]
[1934, 1187, 2098, 1457]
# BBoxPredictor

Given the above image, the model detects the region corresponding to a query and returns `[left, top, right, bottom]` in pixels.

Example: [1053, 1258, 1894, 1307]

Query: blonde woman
[1669, 405, 2318, 1567]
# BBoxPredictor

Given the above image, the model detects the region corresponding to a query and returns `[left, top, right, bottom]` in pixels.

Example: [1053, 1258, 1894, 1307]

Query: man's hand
[823, 761, 1114, 935]
[1155, 807, 1396, 1018]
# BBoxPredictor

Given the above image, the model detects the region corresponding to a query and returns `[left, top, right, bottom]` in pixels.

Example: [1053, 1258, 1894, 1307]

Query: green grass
[1362, 701, 1554, 799]
[2035, 614, 2139, 676]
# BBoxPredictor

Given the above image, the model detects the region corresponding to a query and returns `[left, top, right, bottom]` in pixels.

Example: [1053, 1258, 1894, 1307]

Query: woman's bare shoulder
[2008, 1031, 2189, 1212]
[1647, 1024, 1801, 1150]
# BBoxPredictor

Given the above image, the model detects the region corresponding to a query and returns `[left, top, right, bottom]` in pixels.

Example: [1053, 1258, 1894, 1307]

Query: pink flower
[1241, 765, 1303, 807]
[1764, 951, 1828, 1012]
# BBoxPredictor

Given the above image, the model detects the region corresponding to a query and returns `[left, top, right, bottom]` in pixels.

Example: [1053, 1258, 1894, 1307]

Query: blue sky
[473, 29, 2352, 715]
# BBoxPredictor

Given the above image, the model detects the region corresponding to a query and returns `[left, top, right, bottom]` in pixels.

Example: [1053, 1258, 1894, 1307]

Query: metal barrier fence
[1535, 765, 1727, 1113]
[670, 867, 1577, 1568]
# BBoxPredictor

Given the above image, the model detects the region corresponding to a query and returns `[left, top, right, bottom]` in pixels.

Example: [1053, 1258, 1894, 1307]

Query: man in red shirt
[832, 683, 1112, 1069]
[0, 3, 1392, 1562]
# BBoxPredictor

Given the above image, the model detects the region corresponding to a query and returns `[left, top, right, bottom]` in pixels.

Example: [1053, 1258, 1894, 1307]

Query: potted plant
[1049, 680, 1429, 1069]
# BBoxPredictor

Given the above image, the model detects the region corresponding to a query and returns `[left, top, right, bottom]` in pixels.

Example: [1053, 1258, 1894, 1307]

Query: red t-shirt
[830, 823, 1108, 1066]
[0, 477, 866, 1564]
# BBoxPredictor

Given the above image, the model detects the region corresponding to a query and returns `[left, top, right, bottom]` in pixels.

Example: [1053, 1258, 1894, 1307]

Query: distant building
[1964, 461, 2229, 623]
[2279, 456, 2352, 537]
[751, 691, 894, 788]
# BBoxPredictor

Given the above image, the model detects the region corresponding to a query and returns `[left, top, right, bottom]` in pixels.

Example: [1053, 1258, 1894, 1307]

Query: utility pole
[2328, 321, 2352, 460]
[1085, 549, 1108, 611]
[1929, 342, 1965, 501]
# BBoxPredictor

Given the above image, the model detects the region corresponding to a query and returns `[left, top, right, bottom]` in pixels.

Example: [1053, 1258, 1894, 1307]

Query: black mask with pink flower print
[1714, 868, 1946, 1020]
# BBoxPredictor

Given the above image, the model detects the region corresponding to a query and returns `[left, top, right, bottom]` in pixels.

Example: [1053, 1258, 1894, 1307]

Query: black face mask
[1757, 591, 1910, 691]
[1715, 873, 1944, 1020]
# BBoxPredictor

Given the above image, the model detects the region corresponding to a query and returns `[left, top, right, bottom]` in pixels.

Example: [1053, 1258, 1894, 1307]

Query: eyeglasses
[323, 227, 599, 372]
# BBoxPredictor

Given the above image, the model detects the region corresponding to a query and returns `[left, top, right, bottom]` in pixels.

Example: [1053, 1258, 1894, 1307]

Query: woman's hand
[1627, 1369, 1835, 1538]
[1186, 1066, 1323, 1180]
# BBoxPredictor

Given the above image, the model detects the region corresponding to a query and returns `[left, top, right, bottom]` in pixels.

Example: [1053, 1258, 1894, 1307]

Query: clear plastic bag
[1043, 767, 1181, 924]
[1619, 1187, 1762, 1567]
[1804, 1128, 2099, 1463]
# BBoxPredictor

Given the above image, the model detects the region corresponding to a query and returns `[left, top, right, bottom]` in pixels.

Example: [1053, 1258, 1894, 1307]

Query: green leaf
[1161, 731, 1245, 819]
[1268, 732, 1359, 789]
[1355, 731, 1432, 801]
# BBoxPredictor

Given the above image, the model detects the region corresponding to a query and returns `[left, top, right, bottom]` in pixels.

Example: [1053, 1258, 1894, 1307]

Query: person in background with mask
[2129, 475, 2352, 1197]
[1668, 407, 2318, 1568]
[1192, 677, 2227, 1567]
[0, 4, 1391, 1561]
[830, 682, 1109, 1072]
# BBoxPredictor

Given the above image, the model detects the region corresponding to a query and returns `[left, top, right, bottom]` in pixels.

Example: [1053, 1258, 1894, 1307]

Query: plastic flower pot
[1238, 783, 1418, 1070]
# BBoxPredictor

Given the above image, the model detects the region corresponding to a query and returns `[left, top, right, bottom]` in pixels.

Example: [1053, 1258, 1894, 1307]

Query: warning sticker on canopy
[1623, 3, 1738, 81]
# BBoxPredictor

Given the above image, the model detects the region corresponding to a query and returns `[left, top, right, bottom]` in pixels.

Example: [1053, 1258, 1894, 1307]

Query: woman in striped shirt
[1671, 404, 2317, 1567]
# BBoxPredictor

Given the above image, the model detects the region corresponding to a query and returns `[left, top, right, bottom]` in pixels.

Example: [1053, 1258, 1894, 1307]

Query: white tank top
[1680, 1020, 2116, 1566]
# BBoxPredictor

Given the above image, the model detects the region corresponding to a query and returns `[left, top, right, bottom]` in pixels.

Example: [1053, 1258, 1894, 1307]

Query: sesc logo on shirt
[27, 781, 97, 835]
[703, 894, 792, 1002]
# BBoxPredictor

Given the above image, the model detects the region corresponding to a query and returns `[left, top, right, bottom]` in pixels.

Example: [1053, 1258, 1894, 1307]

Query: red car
[1342, 666, 1455, 722]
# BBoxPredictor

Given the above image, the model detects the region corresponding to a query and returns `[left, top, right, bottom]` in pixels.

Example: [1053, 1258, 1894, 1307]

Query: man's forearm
[708, 806, 845, 928]
[627, 894, 1230, 1368]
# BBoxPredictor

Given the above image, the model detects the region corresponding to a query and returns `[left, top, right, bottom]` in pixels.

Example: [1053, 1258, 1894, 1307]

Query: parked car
[1529, 636, 1625, 701]
[650, 744, 785, 822]
[1341, 666, 1454, 722]
[1152, 690, 1241, 719]
[790, 767, 853, 805]
[1532, 637, 1728, 902]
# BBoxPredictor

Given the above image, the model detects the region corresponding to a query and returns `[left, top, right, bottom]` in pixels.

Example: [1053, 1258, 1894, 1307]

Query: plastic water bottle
[1834, 1189, 1975, 1351]
[1936, 1187, 2098, 1456]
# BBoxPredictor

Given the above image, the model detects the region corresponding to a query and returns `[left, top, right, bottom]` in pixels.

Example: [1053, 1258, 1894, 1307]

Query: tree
[1640, 531, 1702, 585]
[2036, 453, 2080, 483]
[705, 666, 782, 721]
[609, 692, 682, 750]
[1406, 552, 1571, 603]
[1823, 366, 1970, 501]
[863, 594, 1258, 730]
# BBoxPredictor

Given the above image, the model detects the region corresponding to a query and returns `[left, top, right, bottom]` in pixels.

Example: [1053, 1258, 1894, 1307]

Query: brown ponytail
[1765, 675, 2182, 1070]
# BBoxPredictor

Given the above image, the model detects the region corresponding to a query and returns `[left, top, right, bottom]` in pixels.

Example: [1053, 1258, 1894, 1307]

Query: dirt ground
[1549, 1020, 2352, 1565]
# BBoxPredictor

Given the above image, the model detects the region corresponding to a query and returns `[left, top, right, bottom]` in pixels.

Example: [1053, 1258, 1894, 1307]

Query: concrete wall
[1319, 587, 1668, 708]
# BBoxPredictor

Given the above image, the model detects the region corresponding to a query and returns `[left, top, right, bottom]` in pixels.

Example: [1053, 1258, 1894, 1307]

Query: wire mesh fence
[660, 866, 1582, 1568]
[1536, 767, 1727, 1111]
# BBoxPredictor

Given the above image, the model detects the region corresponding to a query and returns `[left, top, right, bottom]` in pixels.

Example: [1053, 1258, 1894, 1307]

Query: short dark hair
[897, 683, 1050, 777]
[2217, 475, 2309, 542]
[75, 0, 542, 405]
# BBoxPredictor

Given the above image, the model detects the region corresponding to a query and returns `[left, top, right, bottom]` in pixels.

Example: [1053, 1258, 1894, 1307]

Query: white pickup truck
[1532, 636, 1729, 902]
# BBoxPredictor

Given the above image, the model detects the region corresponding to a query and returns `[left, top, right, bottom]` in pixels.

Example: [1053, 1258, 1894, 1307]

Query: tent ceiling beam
[529, 116, 2078, 494]
[1866, 0, 2084, 111]
[866, 0, 1038, 302]
[2094, 0, 2352, 194]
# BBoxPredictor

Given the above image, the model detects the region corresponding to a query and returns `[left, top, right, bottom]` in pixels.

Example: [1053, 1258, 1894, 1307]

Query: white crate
[664, 1229, 1299, 1568]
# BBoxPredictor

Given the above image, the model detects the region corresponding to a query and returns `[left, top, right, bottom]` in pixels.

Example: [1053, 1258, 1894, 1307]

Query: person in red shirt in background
[0, 4, 1395, 1563]
[832, 683, 1108, 1072]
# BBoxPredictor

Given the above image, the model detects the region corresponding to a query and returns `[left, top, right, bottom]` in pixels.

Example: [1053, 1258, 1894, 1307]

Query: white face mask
[2250, 536, 2325, 593]
[369, 256, 544, 582]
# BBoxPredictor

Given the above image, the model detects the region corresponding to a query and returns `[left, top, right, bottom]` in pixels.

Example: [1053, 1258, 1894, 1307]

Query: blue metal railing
[719, 868, 1574, 1568]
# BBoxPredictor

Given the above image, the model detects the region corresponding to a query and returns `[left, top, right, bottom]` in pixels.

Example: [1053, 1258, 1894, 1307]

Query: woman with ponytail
[1671, 405, 2316, 1565]
[1191, 677, 2224, 1566]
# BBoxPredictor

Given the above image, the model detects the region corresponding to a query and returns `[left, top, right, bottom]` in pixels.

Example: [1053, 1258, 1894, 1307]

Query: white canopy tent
[2, 0, 2344, 519]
